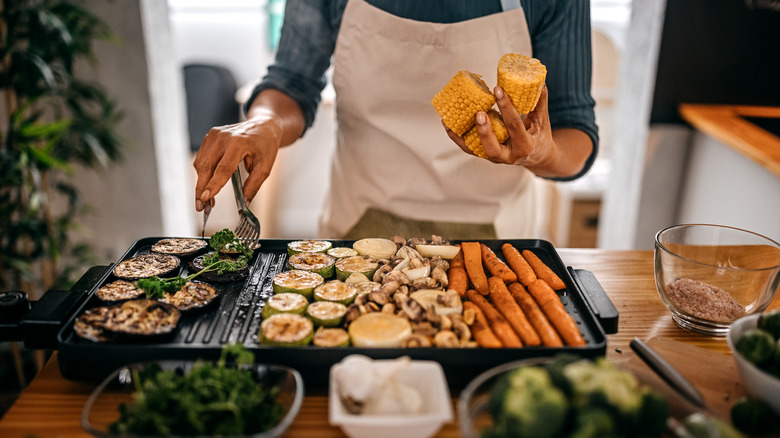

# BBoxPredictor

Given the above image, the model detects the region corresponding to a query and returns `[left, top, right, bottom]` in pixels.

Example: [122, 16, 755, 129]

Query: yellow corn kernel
[463, 109, 508, 158]
[497, 53, 547, 114]
[431, 71, 496, 136]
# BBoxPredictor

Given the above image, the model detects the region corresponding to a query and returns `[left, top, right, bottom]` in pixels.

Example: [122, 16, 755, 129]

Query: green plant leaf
[19, 118, 72, 138]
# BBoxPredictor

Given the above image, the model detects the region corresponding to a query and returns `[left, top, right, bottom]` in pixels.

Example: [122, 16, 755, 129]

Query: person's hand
[193, 116, 282, 212]
[445, 85, 557, 172]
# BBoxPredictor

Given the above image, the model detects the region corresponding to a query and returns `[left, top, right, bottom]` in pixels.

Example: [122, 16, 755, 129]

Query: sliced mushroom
[400, 296, 424, 321]
[461, 306, 476, 326]
[410, 321, 438, 338]
[429, 256, 450, 272]
[364, 302, 381, 313]
[406, 237, 426, 248]
[395, 246, 421, 260]
[434, 330, 459, 348]
[430, 235, 447, 245]
[383, 270, 409, 285]
[431, 266, 448, 287]
[378, 280, 400, 295]
[452, 318, 473, 346]
[425, 306, 453, 331]
[345, 304, 363, 324]
[373, 264, 393, 282]
[411, 277, 439, 291]
[437, 289, 461, 308]
[368, 289, 390, 306]
[354, 292, 370, 306]
[390, 235, 407, 248]
[400, 334, 432, 348]
[381, 303, 396, 314]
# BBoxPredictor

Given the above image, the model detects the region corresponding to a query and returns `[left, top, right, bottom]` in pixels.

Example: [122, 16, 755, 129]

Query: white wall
[677, 133, 780, 243]
[169, 0, 337, 239]
[70, 0, 192, 262]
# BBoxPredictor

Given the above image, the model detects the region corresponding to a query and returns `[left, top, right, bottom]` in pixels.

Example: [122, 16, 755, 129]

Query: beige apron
[319, 0, 539, 239]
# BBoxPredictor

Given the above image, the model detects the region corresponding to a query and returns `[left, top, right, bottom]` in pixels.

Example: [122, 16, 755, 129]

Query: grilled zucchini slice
[259, 313, 314, 347]
[288, 252, 336, 279]
[313, 280, 358, 306]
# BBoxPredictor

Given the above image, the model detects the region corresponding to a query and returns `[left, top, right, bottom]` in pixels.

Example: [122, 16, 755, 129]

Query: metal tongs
[630, 337, 708, 409]
[230, 168, 261, 249]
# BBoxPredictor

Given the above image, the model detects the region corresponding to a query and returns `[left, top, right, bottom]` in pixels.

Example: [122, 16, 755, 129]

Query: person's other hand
[446, 85, 556, 170]
[193, 116, 282, 212]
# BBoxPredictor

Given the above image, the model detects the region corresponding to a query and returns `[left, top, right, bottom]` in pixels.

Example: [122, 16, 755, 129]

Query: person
[193, 0, 598, 240]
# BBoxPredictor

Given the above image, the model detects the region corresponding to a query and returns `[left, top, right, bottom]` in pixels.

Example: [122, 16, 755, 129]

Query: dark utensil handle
[630, 337, 708, 409]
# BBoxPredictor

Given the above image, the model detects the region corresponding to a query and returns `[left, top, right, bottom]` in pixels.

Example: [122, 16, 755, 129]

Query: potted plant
[0, 0, 123, 298]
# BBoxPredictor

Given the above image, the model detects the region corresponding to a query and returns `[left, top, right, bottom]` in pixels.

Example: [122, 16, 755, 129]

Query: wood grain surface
[679, 104, 780, 178]
[0, 249, 777, 438]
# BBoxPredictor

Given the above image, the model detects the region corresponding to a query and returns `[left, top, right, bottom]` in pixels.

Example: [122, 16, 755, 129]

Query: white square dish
[328, 358, 453, 438]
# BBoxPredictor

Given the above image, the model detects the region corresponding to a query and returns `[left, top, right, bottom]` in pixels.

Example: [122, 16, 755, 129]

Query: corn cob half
[431, 71, 496, 136]
[497, 53, 547, 115]
[463, 109, 509, 158]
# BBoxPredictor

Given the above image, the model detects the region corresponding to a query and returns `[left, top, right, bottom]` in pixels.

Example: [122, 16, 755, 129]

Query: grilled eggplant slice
[96, 280, 145, 303]
[160, 281, 220, 312]
[113, 253, 181, 281]
[188, 253, 249, 283]
[74, 306, 112, 342]
[101, 299, 181, 339]
[151, 238, 208, 261]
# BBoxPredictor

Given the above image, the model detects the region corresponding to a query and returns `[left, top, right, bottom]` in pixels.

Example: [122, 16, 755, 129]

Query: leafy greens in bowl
[81, 344, 303, 437]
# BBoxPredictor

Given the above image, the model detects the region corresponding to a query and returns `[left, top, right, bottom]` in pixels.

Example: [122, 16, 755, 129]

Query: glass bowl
[654, 224, 780, 336]
[82, 360, 303, 438]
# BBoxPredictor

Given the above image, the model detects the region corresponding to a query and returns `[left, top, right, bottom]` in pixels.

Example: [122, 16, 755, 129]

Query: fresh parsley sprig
[135, 230, 254, 299]
[110, 343, 284, 436]
[136, 256, 249, 299]
[209, 228, 253, 259]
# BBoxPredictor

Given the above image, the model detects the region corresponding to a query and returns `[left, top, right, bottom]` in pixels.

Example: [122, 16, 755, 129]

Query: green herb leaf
[109, 344, 283, 435]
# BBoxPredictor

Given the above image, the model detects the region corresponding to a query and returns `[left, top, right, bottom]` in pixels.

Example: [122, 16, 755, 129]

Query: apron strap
[501, 0, 521, 11]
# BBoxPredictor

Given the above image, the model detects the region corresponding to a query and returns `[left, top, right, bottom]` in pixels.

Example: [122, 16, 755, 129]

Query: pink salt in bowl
[654, 224, 780, 336]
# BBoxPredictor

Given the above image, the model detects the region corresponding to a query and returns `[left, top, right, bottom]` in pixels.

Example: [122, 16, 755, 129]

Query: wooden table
[1, 249, 777, 437]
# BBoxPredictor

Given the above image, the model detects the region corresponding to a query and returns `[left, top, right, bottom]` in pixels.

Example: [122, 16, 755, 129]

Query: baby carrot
[521, 249, 566, 290]
[501, 243, 537, 287]
[488, 277, 541, 346]
[481, 243, 517, 284]
[461, 241, 489, 295]
[508, 282, 563, 347]
[463, 300, 502, 348]
[528, 279, 586, 346]
[447, 245, 469, 297]
[466, 289, 523, 347]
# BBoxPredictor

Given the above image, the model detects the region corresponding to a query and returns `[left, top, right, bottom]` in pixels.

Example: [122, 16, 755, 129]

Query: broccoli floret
[487, 366, 569, 438]
[563, 358, 668, 435]
[568, 407, 615, 438]
[544, 353, 583, 397]
[564, 358, 644, 416]
[635, 389, 669, 438]
[758, 309, 780, 339]
[730, 397, 779, 435]
[736, 328, 776, 365]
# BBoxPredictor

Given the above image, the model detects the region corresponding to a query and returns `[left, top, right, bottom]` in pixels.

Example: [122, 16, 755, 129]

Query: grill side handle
[0, 265, 111, 350]
[567, 267, 619, 334]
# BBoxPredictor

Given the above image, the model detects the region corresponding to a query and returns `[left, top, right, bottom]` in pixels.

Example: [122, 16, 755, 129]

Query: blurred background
[1, 0, 779, 414]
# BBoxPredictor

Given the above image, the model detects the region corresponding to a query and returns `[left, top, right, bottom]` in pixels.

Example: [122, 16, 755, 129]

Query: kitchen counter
[679, 104, 780, 178]
[0, 249, 777, 437]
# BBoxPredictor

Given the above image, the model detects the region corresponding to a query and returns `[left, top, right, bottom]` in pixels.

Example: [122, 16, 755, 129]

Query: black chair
[183, 64, 240, 152]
